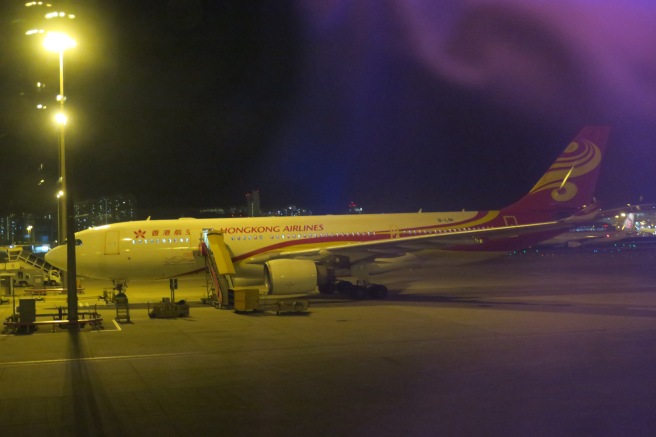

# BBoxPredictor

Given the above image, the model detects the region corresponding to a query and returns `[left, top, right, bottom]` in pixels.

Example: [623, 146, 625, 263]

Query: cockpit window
[60, 239, 83, 246]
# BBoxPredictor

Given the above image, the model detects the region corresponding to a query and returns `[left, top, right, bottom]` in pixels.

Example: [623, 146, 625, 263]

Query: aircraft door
[105, 231, 120, 255]
[503, 216, 519, 226]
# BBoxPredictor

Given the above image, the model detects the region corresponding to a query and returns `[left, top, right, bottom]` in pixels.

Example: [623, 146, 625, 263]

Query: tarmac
[2, 246, 656, 436]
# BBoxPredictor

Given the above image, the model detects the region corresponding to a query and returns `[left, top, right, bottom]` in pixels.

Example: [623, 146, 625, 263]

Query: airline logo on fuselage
[134, 228, 192, 239]
[219, 224, 325, 234]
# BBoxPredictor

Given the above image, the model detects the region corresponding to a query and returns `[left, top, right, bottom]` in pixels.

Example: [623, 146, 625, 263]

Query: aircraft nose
[45, 245, 67, 270]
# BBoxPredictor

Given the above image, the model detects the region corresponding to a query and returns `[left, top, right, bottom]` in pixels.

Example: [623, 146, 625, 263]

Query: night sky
[1, 0, 655, 217]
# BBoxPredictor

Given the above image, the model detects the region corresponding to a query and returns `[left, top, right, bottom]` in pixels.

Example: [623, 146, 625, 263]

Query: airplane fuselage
[55, 210, 515, 282]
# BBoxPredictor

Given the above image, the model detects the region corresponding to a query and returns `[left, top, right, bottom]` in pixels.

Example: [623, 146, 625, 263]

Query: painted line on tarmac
[0, 350, 212, 367]
[1, 320, 122, 337]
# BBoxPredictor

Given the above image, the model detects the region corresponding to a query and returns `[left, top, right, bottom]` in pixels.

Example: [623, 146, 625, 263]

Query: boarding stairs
[2, 247, 58, 274]
[201, 232, 236, 308]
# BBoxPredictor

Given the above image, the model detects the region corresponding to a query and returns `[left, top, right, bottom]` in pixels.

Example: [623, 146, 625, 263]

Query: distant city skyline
[0, 190, 362, 245]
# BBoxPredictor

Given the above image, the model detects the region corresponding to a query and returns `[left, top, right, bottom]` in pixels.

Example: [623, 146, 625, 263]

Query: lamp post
[44, 32, 78, 324]
[44, 32, 75, 243]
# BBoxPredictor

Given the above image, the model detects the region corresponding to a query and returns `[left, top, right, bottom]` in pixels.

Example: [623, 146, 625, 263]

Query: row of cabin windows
[400, 227, 491, 234]
[226, 227, 493, 241]
[129, 227, 494, 245]
[230, 231, 378, 241]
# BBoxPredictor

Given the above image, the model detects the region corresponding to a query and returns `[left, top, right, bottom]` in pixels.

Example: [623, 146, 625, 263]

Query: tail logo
[530, 139, 601, 202]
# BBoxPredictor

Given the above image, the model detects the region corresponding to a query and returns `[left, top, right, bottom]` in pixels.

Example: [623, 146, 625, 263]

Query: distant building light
[33, 244, 51, 254]
[347, 201, 363, 214]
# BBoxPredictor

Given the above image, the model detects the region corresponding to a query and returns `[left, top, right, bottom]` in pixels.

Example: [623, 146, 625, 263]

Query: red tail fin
[501, 126, 610, 222]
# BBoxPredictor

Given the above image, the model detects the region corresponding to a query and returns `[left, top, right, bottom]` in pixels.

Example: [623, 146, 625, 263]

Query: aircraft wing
[244, 219, 574, 265]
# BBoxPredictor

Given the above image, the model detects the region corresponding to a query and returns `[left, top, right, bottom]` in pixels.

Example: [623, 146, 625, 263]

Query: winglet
[502, 126, 610, 221]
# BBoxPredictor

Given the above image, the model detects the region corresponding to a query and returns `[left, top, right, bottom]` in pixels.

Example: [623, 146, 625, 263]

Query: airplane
[535, 221, 633, 248]
[536, 203, 656, 248]
[46, 126, 610, 299]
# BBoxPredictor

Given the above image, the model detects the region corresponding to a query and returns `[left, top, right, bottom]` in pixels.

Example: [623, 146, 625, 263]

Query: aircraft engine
[264, 259, 328, 295]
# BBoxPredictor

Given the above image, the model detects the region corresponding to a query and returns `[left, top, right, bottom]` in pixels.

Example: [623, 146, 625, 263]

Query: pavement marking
[113, 319, 122, 331]
[0, 350, 213, 368]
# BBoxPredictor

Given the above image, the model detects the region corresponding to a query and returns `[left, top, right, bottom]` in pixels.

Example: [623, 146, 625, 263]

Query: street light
[54, 112, 68, 125]
[43, 31, 78, 324]
[43, 31, 76, 53]
[43, 32, 75, 243]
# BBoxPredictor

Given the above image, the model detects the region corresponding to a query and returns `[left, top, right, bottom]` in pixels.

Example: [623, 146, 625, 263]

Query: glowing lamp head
[54, 112, 68, 125]
[43, 32, 76, 53]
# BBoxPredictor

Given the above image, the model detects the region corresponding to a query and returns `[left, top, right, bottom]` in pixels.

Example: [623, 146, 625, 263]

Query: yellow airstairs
[201, 232, 236, 308]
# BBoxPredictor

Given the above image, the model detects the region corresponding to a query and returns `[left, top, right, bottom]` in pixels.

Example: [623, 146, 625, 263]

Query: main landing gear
[112, 280, 128, 293]
[319, 281, 389, 300]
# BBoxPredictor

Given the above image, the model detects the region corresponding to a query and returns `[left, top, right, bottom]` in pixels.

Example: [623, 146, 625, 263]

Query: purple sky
[266, 0, 656, 212]
[1, 0, 655, 215]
